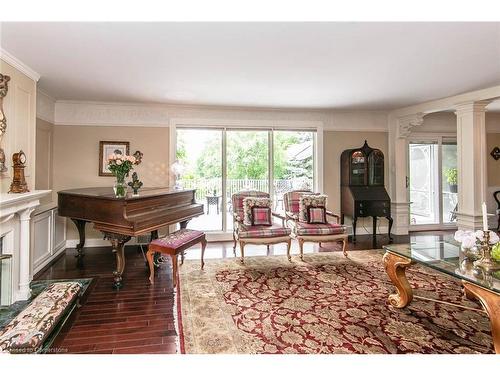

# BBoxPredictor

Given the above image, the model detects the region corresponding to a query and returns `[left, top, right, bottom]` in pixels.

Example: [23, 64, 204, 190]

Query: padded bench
[0, 282, 82, 354]
[147, 229, 207, 288]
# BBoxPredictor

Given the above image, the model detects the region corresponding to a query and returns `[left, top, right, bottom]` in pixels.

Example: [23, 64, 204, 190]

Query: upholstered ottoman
[0, 282, 82, 354]
[147, 229, 207, 288]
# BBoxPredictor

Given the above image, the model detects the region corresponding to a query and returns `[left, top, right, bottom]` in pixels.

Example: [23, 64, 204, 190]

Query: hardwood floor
[36, 232, 447, 354]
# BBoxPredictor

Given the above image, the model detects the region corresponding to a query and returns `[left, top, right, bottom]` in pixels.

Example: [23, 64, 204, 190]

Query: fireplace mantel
[0, 190, 51, 302]
[0, 190, 51, 219]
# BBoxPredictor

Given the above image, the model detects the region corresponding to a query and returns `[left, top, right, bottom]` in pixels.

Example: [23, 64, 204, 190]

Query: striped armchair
[284, 190, 348, 260]
[232, 190, 291, 263]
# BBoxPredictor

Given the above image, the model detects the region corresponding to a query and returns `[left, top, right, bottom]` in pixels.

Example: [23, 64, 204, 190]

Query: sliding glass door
[226, 130, 269, 231]
[273, 131, 314, 211]
[176, 127, 316, 234]
[176, 128, 223, 231]
[408, 137, 457, 229]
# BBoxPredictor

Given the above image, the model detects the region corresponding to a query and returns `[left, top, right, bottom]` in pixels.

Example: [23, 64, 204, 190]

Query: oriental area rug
[177, 250, 494, 354]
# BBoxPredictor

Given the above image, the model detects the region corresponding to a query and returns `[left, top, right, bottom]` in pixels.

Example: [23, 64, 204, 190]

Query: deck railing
[179, 177, 312, 204]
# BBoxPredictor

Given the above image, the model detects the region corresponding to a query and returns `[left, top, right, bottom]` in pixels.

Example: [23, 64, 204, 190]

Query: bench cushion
[151, 229, 204, 250]
[0, 282, 82, 353]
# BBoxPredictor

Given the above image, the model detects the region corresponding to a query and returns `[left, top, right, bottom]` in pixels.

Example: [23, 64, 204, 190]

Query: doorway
[408, 137, 458, 230]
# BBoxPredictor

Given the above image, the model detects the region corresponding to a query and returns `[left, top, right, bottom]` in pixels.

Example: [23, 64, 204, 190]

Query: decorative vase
[461, 245, 481, 261]
[113, 173, 127, 198]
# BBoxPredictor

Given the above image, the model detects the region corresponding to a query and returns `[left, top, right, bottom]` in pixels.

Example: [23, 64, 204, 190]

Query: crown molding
[36, 89, 56, 124]
[0, 48, 40, 82]
[53, 99, 389, 132]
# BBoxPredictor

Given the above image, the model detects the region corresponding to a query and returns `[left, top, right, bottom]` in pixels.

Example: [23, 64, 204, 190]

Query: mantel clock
[9, 150, 29, 193]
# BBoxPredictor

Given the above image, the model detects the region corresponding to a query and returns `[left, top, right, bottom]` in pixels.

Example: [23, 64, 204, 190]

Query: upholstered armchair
[232, 190, 291, 263]
[283, 190, 348, 260]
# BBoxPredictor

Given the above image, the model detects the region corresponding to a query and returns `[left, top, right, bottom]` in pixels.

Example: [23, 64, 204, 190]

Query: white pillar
[17, 207, 35, 300]
[389, 113, 424, 235]
[455, 101, 491, 230]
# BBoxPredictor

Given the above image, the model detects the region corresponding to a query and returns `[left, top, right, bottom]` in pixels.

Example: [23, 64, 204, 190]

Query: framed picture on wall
[99, 141, 130, 176]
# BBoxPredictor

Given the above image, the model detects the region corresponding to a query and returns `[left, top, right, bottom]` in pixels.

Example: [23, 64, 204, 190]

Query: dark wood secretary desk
[340, 141, 393, 246]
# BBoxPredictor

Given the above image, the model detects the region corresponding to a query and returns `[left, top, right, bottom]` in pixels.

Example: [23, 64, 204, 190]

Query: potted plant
[444, 167, 458, 193]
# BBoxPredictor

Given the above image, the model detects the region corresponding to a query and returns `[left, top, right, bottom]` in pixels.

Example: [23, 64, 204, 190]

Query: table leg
[462, 281, 500, 354]
[102, 232, 131, 289]
[382, 251, 414, 308]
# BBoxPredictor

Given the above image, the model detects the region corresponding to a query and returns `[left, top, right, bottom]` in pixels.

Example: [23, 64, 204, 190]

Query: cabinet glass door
[350, 151, 366, 185]
[368, 150, 384, 185]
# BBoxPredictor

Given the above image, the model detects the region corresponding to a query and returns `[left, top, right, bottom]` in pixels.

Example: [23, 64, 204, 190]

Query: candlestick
[482, 202, 488, 232]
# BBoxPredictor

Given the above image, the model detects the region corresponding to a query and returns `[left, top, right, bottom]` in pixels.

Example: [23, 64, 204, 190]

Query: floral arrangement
[454, 229, 500, 249]
[107, 152, 138, 197]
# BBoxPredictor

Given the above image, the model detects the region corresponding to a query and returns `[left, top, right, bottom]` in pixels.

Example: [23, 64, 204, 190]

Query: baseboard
[65, 237, 148, 248]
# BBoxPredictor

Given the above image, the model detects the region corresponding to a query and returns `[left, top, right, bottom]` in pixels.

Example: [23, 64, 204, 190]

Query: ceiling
[1, 22, 500, 110]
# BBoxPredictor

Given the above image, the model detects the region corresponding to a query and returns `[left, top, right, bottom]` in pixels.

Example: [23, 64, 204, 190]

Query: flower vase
[113, 174, 127, 198]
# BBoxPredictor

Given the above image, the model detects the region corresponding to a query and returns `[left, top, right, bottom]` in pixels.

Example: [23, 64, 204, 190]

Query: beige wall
[0, 59, 37, 193]
[35, 118, 54, 205]
[323, 131, 389, 231]
[53, 125, 170, 240]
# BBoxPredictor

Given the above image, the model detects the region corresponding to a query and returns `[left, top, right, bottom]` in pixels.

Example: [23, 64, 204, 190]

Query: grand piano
[58, 187, 203, 289]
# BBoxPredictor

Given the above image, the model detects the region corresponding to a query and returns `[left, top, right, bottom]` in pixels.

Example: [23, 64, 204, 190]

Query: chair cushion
[242, 197, 271, 225]
[238, 224, 291, 239]
[151, 229, 204, 250]
[283, 190, 316, 214]
[0, 282, 82, 353]
[232, 191, 269, 222]
[251, 206, 272, 226]
[299, 194, 328, 223]
[291, 221, 346, 236]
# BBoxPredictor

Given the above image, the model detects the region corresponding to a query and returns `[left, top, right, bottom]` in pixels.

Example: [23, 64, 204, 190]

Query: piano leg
[71, 219, 87, 265]
[180, 220, 190, 229]
[103, 232, 131, 289]
[372, 216, 377, 248]
[150, 230, 161, 267]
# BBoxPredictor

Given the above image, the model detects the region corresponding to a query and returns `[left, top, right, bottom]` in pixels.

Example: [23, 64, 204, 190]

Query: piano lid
[58, 187, 196, 201]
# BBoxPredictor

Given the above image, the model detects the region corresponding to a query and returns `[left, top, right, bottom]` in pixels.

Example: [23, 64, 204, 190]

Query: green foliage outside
[444, 167, 458, 186]
[176, 130, 313, 180]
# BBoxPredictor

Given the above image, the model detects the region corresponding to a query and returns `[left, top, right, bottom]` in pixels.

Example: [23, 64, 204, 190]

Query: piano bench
[147, 229, 207, 288]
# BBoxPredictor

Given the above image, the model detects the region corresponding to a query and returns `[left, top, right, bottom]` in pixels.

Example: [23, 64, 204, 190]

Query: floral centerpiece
[454, 230, 499, 251]
[107, 152, 137, 197]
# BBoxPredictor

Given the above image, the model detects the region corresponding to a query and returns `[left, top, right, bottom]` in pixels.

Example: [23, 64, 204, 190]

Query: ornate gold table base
[383, 251, 500, 354]
[382, 252, 414, 308]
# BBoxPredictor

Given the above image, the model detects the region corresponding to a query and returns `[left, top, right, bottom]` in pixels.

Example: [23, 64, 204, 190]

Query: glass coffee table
[383, 240, 500, 353]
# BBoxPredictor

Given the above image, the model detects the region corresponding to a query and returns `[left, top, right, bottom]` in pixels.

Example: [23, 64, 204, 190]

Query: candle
[482, 202, 488, 232]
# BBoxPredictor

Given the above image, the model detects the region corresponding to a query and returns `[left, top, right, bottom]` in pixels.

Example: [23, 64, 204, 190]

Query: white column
[455, 101, 491, 230]
[389, 113, 424, 235]
[17, 207, 35, 300]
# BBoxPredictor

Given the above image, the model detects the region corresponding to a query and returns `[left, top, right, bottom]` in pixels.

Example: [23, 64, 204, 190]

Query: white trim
[53, 99, 389, 132]
[36, 89, 56, 124]
[170, 117, 323, 130]
[0, 48, 41, 82]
